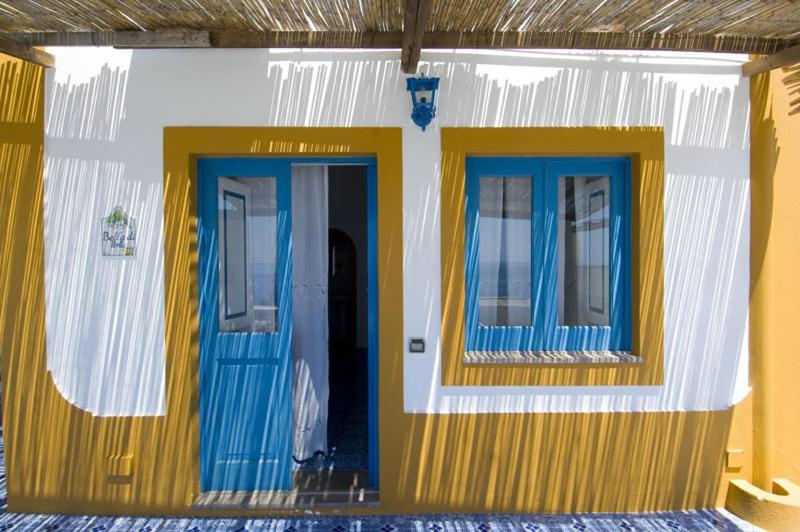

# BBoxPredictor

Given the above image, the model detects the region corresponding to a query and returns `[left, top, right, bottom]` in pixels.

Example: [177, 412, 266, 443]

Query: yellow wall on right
[750, 65, 800, 489]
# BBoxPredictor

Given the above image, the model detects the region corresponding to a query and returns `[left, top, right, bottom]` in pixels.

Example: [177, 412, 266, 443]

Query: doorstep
[193, 469, 379, 509]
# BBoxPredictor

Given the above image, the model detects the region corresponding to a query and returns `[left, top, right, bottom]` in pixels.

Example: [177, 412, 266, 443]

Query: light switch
[409, 338, 425, 353]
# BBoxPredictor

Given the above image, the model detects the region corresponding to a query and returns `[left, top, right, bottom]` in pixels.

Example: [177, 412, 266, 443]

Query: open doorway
[196, 157, 377, 507]
[287, 161, 378, 505]
[327, 165, 369, 472]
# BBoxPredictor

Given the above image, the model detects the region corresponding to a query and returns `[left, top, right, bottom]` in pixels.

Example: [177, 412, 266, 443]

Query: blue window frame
[465, 156, 632, 353]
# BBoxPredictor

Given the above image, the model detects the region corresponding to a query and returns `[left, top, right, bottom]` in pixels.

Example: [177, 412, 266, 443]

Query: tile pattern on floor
[294, 351, 369, 473]
[0, 431, 759, 531]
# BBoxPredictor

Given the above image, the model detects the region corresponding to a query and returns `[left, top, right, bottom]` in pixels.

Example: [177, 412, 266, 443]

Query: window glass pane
[218, 176, 278, 332]
[558, 176, 610, 326]
[478, 176, 532, 327]
[223, 191, 247, 318]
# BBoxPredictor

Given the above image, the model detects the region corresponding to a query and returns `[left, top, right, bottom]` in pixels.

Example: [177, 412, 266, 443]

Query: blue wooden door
[197, 157, 292, 491]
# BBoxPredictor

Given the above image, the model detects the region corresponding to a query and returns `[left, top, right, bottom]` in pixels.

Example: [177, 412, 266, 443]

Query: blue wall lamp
[406, 75, 440, 131]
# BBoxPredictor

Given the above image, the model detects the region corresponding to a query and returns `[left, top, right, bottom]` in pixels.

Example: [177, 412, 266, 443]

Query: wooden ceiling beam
[742, 43, 800, 77]
[8, 30, 209, 48]
[422, 31, 795, 55]
[4, 30, 797, 57]
[209, 31, 402, 48]
[0, 35, 54, 67]
[8, 30, 398, 49]
[401, 0, 432, 73]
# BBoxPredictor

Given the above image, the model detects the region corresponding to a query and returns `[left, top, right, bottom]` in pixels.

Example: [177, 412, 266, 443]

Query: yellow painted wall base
[4, 406, 745, 517]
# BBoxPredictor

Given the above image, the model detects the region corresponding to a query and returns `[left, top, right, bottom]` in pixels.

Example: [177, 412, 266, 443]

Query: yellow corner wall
[0, 55, 750, 516]
[0, 53, 50, 504]
[750, 67, 800, 489]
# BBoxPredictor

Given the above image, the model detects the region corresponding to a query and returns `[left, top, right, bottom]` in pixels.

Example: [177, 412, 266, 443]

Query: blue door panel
[198, 157, 293, 491]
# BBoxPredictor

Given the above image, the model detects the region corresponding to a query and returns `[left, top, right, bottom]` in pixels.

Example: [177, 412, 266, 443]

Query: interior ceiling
[0, 0, 799, 40]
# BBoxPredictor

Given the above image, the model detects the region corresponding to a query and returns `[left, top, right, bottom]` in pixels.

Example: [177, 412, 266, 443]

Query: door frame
[196, 155, 379, 492]
[163, 126, 402, 505]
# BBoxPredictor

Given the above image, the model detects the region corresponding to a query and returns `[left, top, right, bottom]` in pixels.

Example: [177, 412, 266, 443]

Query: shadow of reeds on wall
[782, 63, 800, 116]
[0, 47, 754, 513]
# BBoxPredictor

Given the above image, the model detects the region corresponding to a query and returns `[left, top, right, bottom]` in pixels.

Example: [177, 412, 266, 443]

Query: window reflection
[558, 176, 610, 326]
[478, 176, 532, 327]
[218, 176, 278, 332]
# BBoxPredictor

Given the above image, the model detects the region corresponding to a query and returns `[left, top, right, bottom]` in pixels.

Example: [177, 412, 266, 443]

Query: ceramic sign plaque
[101, 206, 137, 258]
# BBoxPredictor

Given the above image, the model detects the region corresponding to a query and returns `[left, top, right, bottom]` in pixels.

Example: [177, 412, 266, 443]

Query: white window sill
[463, 351, 642, 365]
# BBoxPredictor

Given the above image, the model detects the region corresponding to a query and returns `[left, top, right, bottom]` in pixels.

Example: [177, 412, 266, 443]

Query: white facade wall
[42, 48, 750, 416]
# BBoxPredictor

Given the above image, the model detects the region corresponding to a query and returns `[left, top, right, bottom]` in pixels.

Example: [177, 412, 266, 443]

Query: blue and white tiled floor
[0, 433, 760, 531]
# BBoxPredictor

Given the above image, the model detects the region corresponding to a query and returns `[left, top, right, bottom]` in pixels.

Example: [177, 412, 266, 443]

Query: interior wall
[327, 164, 370, 471]
[328, 165, 368, 350]
[39, 47, 751, 418]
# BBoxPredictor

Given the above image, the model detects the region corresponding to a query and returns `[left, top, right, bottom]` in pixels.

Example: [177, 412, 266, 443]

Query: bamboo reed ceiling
[1, 0, 799, 40]
[429, 1, 800, 38]
[0, 1, 403, 32]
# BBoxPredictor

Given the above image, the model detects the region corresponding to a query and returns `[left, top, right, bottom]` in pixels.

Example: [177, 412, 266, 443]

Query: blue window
[465, 157, 631, 354]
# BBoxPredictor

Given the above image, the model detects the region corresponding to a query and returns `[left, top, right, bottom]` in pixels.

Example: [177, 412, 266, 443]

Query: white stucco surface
[42, 47, 750, 416]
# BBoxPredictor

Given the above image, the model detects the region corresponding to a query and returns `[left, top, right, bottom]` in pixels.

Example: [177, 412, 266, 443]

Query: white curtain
[291, 165, 329, 462]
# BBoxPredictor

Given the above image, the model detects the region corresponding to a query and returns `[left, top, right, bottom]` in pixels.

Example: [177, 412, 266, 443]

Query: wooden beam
[9, 30, 398, 49]
[9, 30, 210, 48]
[422, 31, 796, 55]
[4, 30, 797, 56]
[0, 35, 54, 67]
[209, 31, 401, 48]
[401, 0, 432, 73]
[742, 43, 800, 77]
